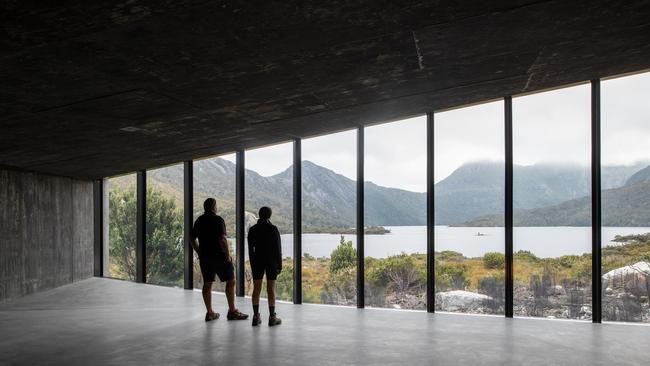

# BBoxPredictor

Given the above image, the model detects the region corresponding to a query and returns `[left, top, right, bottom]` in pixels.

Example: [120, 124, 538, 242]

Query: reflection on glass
[107, 173, 137, 280]
[244, 142, 293, 301]
[302, 130, 357, 305]
[146, 164, 184, 287]
[364, 116, 427, 310]
[434, 101, 505, 314]
[601, 72, 650, 323]
[513, 84, 592, 319]
[193, 154, 237, 292]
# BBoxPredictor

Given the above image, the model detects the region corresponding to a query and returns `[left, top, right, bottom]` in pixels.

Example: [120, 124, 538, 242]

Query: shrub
[483, 252, 505, 269]
[329, 236, 356, 274]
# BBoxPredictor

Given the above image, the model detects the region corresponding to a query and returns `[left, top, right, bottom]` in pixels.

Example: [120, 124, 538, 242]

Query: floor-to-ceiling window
[244, 142, 293, 301]
[301, 130, 357, 305]
[106, 173, 137, 281]
[146, 164, 184, 287]
[513, 84, 592, 320]
[434, 101, 505, 315]
[192, 154, 237, 292]
[364, 116, 427, 310]
[601, 72, 650, 323]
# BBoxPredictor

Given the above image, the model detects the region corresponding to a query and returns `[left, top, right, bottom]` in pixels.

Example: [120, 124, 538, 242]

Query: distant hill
[112, 159, 649, 231]
[459, 175, 650, 227]
[143, 159, 426, 233]
[625, 165, 650, 186]
[434, 161, 647, 225]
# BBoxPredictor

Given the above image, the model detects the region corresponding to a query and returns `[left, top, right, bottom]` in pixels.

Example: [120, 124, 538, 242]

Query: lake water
[264, 226, 650, 259]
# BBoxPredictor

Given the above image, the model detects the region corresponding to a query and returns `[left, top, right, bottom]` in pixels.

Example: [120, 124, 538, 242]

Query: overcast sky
[227, 72, 650, 192]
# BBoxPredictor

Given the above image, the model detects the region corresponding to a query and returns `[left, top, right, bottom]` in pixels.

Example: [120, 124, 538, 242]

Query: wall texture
[0, 168, 94, 302]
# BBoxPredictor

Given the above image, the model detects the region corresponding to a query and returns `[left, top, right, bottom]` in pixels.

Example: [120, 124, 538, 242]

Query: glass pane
[513, 84, 592, 320]
[601, 72, 650, 323]
[364, 116, 427, 310]
[302, 130, 357, 305]
[106, 173, 137, 280]
[146, 164, 184, 287]
[193, 154, 237, 292]
[434, 101, 505, 314]
[245, 142, 294, 301]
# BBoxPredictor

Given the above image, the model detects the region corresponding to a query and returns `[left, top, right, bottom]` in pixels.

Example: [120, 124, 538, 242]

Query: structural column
[293, 138, 303, 304]
[136, 170, 147, 283]
[184, 161, 194, 290]
[93, 179, 104, 277]
[426, 111, 435, 313]
[236, 150, 245, 297]
[504, 97, 514, 318]
[591, 79, 603, 323]
[357, 126, 365, 308]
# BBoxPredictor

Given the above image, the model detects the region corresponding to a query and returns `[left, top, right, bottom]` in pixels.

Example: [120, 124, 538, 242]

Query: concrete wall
[0, 168, 94, 302]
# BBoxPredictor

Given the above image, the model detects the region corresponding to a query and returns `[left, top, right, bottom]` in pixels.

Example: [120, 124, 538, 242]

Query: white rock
[436, 290, 492, 312]
[602, 262, 650, 294]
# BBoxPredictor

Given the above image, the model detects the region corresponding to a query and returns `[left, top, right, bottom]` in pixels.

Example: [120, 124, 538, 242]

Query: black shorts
[251, 261, 279, 281]
[200, 259, 235, 283]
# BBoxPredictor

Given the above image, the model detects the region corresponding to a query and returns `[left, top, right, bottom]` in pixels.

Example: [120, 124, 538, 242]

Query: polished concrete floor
[0, 278, 648, 366]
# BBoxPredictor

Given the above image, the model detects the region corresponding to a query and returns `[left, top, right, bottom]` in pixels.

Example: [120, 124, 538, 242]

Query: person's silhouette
[248, 206, 283, 326]
[191, 198, 248, 322]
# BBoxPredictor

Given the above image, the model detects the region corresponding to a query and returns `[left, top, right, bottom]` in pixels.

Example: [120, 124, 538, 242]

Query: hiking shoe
[227, 309, 249, 320]
[268, 314, 282, 327]
[205, 312, 220, 322]
[251, 314, 261, 327]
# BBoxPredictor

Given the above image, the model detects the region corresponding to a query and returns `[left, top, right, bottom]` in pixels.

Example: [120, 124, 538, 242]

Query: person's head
[258, 206, 272, 220]
[203, 198, 217, 213]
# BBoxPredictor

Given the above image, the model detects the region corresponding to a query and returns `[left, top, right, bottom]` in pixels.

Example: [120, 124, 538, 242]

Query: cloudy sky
[229, 71, 650, 192]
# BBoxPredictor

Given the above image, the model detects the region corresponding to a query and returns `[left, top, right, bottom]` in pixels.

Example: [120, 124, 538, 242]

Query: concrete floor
[0, 278, 648, 366]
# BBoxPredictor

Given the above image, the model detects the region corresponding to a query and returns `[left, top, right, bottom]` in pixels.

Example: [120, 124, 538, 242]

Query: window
[146, 164, 184, 287]
[601, 72, 650, 323]
[244, 142, 294, 301]
[301, 130, 357, 305]
[513, 84, 592, 320]
[364, 116, 427, 310]
[193, 154, 237, 292]
[106, 173, 137, 280]
[434, 101, 505, 314]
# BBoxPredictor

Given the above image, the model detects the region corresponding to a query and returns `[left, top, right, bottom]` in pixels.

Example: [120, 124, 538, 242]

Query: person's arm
[191, 221, 200, 256]
[274, 226, 282, 272]
[247, 228, 255, 267]
[191, 238, 201, 257]
[220, 235, 230, 262]
[219, 219, 231, 262]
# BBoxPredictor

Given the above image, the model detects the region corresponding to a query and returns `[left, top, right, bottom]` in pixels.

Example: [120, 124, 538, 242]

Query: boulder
[602, 262, 650, 296]
[435, 290, 492, 313]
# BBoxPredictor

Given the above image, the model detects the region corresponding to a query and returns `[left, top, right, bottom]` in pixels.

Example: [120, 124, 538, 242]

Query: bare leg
[267, 280, 276, 307]
[252, 279, 263, 306]
[202, 282, 214, 314]
[225, 279, 236, 312]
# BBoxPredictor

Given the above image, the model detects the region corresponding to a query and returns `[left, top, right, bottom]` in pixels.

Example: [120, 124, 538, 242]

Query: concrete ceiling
[2, 0, 650, 179]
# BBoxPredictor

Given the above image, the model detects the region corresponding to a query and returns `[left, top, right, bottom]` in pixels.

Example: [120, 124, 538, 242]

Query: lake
[260, 226, 650, 259]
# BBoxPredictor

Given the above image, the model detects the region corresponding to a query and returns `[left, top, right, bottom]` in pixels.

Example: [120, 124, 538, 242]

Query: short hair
[258, 206, 272, 220]
[203, 198, 217, 212]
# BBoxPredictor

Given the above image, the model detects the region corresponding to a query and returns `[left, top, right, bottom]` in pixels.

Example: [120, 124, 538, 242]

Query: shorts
[251, 261, 279, 281]
[200, 259, 235, 283]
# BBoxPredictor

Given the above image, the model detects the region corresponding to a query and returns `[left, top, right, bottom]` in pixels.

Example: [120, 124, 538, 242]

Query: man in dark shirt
[247, 206, 282, 326]
[191, 198, 248, 322]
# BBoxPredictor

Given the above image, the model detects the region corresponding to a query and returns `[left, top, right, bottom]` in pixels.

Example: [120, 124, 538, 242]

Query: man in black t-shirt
[248, 206, 282, 327]
[191, 198, 248, 322]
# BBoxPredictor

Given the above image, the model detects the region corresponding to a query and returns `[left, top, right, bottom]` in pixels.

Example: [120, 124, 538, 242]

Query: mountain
[134, 158, 648, 230]
[434, 161, 648, 225]
[625, 165, 650, 186]
[145, 159, 425, 233]
[460, 172, 650, 227]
